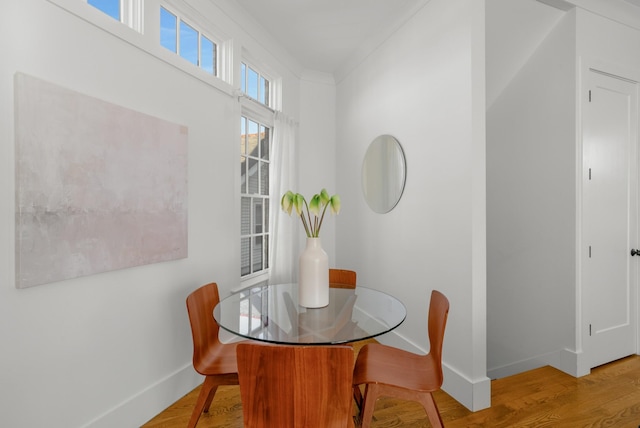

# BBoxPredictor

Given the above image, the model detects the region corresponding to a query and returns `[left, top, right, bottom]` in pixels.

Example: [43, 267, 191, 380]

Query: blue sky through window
[180, 21, 198, 66]
[247, 67, 258, 100]
[201, 35, 215, 75]
[88, 0, 120, 20]
[160, 7, 177, 53]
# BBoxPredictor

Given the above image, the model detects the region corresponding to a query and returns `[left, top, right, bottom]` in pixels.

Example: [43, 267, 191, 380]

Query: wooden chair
[329, 268, 357, 289]
[186, 282, 243, 428]
[236, 343, 356, 428]
[352, 290, 450, 428]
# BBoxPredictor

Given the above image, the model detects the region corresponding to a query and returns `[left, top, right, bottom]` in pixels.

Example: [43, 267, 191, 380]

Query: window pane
[247, 66, 259, 100]
[88, 0, 120, 20]
[260, 162, 269, 196]
[241, 237, 251, 276]
[253, 236, 263, 271]
[253, 199, 263, 234]
[180, 21, 198, 66]
[248, 157, 258, 194]
[241, 63, 247, 94]
[259, 76, 267, 104]
[260, 126, 269, 160]
[240, 117, 247, 156]
[160, 7, 177, 53]
[263, 78, 270, 107]
[201, 35, 215, 75]
[258, 76, 266, 104]
[240, 156, 247, 193]
[264, 235, 269, 269]
[264, 199, 269, 233]
[241, 197, 251, 235]
[247, 120, 258, 157]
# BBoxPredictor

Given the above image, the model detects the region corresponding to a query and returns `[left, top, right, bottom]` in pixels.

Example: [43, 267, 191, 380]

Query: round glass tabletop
[214, 283, 407, 345]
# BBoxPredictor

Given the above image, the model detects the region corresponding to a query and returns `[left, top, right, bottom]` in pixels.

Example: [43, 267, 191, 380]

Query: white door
[582, 69, 638, 369]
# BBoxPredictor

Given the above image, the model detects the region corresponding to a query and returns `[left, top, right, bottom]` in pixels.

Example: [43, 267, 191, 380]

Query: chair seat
[194, 341, 243, 376]
[353, 343, 442, 393]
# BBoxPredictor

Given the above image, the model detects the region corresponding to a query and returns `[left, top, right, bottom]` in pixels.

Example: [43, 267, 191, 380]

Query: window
[241, 62, 270, 107]
[88, 0, 120, 20]
[160, 6, 218, 76]
[240, 116, 271, 278]
[84, 0, 141, 31]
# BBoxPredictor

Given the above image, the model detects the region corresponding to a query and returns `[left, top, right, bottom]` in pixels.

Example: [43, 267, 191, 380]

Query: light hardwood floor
[142, 340, 640, 427]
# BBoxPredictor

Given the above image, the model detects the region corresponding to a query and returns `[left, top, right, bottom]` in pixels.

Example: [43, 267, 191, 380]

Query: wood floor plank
[142, 351, 640, 428]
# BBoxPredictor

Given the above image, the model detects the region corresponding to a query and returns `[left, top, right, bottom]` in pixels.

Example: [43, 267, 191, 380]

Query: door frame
[576, 57, 640, 376]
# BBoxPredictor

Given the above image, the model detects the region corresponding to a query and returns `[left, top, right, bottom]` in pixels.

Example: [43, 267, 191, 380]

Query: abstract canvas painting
[14, 73, 188, 288]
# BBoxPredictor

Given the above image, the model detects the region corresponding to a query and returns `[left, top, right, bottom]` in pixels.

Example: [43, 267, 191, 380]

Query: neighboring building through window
[240, 117, 270, 278]
[160, 6, 217, 75]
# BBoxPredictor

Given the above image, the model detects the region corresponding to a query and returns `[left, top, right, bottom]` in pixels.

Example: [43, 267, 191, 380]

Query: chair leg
[359, 384, 380, 428]
[353, 385, 364, 411]
[418, 392, 444, 428]
[187, 376, 218, 428]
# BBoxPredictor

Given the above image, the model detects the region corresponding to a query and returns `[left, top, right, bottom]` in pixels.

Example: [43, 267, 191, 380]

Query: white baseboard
[487, 354, 552, 380]
[80, 363, 202, 428]
[487, 348, 588, 381]
[83, 328, 498, 427]
[377, 330, 491, 412]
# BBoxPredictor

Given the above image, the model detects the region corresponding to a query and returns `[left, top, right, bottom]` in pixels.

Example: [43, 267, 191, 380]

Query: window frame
[240, 109, 273, 285]
[46, 0, 234, 93]
[85, 0, 144, 32]
[240, 60, 272, 108]
[160, 4, 221, 77]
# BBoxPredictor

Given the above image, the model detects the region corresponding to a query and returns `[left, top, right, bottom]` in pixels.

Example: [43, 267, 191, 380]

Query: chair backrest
[236, 343, 355, 428]
[186, 282, 223, 374]
[329, 268, 357, 289]
[427, 290, 450, 386]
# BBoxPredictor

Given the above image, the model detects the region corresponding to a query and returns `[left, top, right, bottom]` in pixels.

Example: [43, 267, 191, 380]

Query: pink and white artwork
[14, 73, 188, 288]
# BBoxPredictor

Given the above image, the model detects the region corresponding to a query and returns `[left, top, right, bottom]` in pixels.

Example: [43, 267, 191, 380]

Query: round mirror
[361, 135, 406, 213]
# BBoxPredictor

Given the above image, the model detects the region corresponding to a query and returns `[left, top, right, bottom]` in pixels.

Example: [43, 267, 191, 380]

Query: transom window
[241, 62, 270, 107]
[85, 0, 142, 31]
[88, 0, 119, 20]
[160, 6, 217, 76]
[240, 116, 271, 278]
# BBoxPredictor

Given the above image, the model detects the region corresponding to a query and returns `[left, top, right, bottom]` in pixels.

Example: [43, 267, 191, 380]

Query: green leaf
[281, 189, 340, 237]
[293, 193, 306, 216]
[330, 195, 341, 214]
[309, 194, 322, 216]
[319, 188, 330, 206]
[281, 190, 294, 215]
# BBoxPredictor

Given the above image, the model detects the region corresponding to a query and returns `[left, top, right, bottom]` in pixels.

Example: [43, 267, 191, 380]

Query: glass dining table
[214, 283, 407, 345]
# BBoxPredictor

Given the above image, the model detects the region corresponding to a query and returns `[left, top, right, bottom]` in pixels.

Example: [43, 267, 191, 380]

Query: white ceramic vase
[298, 237, 329, 308]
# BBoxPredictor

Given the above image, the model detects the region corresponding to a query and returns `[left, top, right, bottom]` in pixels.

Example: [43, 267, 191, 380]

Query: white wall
[297, 70, 338, 262]
[335, 0, 490, 411]
[0, 0, 303, 426]
[487, 8, 578, 379]
[486, 0, 566, 108]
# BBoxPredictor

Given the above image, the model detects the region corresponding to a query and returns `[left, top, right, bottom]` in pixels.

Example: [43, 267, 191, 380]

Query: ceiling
[233, 0, 428, 74]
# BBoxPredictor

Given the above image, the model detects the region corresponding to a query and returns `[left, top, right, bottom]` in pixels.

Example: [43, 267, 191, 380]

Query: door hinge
[589, 324, 592, 336]
[589, 245, 592, 258]
[589, 168, 592, 180]
[589, 90, 592, 102]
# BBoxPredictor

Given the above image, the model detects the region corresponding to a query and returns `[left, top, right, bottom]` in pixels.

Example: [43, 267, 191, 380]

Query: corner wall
[335, 0, 489, 410]
[486, 9, 577, 379]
